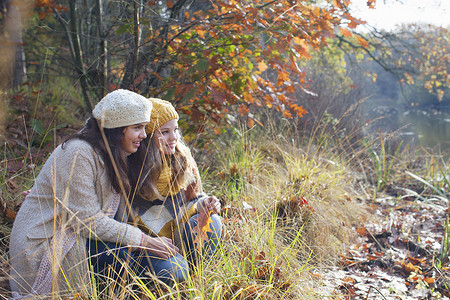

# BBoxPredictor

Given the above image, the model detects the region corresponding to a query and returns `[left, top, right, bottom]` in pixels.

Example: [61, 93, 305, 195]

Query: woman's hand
[140, 234, 179, 259]
[197, 195, 221, 215]
[21, 189, 31, 201]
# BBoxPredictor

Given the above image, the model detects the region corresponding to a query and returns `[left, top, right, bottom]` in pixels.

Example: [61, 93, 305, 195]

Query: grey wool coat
[9, 139, 143, 298]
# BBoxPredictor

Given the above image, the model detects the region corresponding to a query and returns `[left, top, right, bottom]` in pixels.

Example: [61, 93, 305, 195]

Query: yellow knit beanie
[145, 98, 179, 134]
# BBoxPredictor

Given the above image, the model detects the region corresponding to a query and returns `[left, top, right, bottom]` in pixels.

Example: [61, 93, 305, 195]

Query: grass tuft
[1, 85, 449, 298]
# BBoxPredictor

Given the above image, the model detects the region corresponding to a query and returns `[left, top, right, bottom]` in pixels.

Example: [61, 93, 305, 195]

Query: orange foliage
[340, 28, 353, 38]
[356, 35, 369, 48]
[142, 0, 365, 129]
[367, 0, 376, 9]
[35, 0, 67, 19]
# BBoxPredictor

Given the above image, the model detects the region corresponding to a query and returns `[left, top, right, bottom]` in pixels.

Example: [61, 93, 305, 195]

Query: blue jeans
[87, 213, 222, 285]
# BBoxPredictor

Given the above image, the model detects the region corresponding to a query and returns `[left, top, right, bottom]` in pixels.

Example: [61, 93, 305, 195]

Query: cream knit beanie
[92, 89, 152, 128]
[145, 98, 179, 134]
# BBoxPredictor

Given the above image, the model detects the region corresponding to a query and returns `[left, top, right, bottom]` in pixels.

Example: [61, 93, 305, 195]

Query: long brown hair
[64, 116, 148, 194]
[137, 132, 196, 201]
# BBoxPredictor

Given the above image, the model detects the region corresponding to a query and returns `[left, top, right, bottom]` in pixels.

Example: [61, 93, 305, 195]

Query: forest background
[0, 0, 449, 299]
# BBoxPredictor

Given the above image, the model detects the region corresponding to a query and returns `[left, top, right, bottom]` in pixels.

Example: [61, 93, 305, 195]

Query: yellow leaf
[292, 36, 303, 45]
[258, 62, 268, 72]
[405, 73, 414, 85]
[313, 7, 320, 16]
[372, 73, 377, 83]
[437, 89, 444, 101]
[197, 28, 207, 39]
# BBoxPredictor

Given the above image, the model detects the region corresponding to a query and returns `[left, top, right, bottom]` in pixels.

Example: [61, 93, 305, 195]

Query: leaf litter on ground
[320, 195, 450, 299]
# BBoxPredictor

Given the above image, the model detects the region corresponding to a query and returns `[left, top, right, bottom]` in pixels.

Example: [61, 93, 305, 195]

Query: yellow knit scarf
[156, 156, 182, 196]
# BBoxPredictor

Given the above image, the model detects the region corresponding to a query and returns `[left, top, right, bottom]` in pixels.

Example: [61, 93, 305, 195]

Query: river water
[364, 106, 450, 157]
[399, 110, 450, 154]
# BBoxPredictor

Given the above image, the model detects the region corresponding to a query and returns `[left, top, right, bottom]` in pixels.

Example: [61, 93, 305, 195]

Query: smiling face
[153, 119, 179, 156]
[121, 122, 148, 155]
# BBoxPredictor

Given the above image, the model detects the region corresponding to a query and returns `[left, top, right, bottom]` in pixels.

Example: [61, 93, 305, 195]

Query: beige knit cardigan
[9, 139, 143, 298]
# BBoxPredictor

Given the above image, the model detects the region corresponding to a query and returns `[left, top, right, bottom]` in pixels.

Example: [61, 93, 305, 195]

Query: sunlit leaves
[289, 103, 307, 117]
[257, 62, 268, 72]
[404, 72, 414, 85]
[340, 28, 353, 38]
[35, 0, 67, 19]
[367, 0, 376, 9]
[142, 0, 365, 131]
[26, 0, 371, 134]
[356, 35, 369, 48]
[344, 13, 367, 29]
[332, 0, 351, 9]
[388, 25, 449, 100]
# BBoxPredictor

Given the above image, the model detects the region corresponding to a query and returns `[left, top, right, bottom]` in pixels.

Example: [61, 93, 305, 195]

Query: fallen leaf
[342, 276, 355, 283]
[1, 206, 16, 221]
[424, 277, 435, 284]
[356, 226, 368, 236]
[402, 261, 422, 274]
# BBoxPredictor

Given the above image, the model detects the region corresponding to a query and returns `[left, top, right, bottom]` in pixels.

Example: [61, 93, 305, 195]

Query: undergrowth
[0, 86, 449, 299]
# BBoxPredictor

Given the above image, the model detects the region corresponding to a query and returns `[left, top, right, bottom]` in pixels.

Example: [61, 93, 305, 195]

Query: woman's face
[153, 119, 179, 156]
[121, 122, 148, 155]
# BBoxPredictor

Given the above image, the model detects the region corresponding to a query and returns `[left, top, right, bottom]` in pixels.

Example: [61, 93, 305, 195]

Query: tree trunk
[0, 0, 29, 90]
[120, 0, 143, 90]
[96, 0, 108, 96]
[68, 0, 93, 111]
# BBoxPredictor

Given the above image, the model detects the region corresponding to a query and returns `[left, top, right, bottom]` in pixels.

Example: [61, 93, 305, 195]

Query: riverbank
[1, 88, 449, 298]
[1, 121, 449, 298]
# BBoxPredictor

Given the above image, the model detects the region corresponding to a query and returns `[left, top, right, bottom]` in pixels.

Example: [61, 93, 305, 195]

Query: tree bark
[0, 0, 29, 89]
[68, 0, 93, 111]
[120, 0, 143, 90]
[96, 0, 108, 96]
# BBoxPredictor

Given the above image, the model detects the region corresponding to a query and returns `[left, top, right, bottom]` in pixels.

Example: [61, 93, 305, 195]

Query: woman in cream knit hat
[8, 89, 177, 298]
[105, 98, 222, 285]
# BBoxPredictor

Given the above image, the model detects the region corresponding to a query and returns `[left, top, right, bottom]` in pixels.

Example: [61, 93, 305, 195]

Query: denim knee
[209, 213, 223, 242]
[151, 253, 189, 284]
[183, 213, 222, 260]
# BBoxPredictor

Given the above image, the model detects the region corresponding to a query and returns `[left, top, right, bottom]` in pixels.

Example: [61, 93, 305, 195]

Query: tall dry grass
[0, 99, 370, 299]
[1, 85, 449, 298]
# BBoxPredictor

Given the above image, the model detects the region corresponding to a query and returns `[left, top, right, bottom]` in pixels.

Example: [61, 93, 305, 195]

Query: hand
[197, 195, 221, 215]
[21, 189, 31, 201]
[140, 235, 179, 259]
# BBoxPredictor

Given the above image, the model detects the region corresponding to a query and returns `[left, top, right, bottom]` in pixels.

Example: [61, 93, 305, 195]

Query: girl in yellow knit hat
[89, 98, 222, 286]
